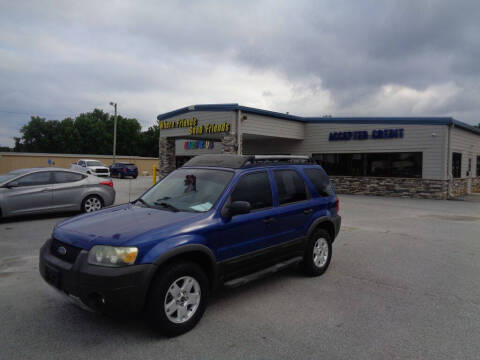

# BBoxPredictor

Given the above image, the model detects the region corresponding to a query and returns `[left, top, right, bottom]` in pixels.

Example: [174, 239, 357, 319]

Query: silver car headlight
[87, 245, 138, 267]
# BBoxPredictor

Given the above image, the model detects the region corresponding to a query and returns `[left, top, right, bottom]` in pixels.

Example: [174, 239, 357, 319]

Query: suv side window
[304, 168, 335, 197]
[230, 171, 273, 211]
[11, 172, 53, 186]
[54, 171, 85, 184]
[274, 170, 308, 205]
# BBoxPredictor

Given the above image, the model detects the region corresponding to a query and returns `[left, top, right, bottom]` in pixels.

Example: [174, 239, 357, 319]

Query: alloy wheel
[84, 197, 102, 212]
[313, 237, 329, 268]
[164, 276, 201, 324]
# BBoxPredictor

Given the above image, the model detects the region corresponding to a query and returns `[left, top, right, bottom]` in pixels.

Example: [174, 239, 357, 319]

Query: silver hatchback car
[0, 168, 115, 219]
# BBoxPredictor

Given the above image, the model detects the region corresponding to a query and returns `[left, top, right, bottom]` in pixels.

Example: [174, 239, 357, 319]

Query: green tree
[13, 109, 156, 157]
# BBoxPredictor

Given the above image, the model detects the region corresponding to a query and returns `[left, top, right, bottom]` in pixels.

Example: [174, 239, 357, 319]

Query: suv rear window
[273, 170, 308, 205]
[304, 168, 335, 197]
[230, 171, 272, 211]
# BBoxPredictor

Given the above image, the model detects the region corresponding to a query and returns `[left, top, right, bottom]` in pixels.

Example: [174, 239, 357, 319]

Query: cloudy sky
[1, 0, 479, 147]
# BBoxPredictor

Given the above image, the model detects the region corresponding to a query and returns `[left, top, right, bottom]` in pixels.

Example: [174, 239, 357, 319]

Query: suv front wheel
[147, 261, 209, 337]
[303, 229, 332, 276]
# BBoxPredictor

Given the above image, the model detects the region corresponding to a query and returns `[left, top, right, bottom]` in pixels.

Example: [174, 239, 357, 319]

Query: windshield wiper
[154, 201, 180, 212]
[134, 198, 150, 208]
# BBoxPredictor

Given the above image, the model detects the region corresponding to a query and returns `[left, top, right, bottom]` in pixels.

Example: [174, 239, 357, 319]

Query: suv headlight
[87, 246, 138, 267]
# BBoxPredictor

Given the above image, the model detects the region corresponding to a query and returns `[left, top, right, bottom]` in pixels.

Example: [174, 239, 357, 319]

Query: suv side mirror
[226, 201, 251, 217]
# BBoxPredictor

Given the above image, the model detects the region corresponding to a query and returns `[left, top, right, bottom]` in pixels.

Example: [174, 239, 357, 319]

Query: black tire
[303, 229, 332, 276]
[120, 172, 125, 179]
[81, 195, 104, 213]
[147, 261, 209, 337]
[133, 175, 138, 179]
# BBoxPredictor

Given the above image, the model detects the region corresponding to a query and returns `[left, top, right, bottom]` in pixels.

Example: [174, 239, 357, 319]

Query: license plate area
[45, 265, 61, 288]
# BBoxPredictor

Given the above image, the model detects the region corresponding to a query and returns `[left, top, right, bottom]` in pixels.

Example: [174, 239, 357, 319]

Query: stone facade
[473, 177, 480, 193]
[330, 176, 480, 199]
[158, 137, 176, 177]
[450, 177, 480, 196]
[330, 176, 449, 199]
[221, 134, 237, 154]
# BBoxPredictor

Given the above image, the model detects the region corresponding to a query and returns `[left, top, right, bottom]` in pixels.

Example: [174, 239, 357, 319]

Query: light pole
[109, 102, 117, 165]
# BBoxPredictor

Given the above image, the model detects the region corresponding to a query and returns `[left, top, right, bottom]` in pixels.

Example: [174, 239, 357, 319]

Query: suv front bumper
[39, 238, 156, 313]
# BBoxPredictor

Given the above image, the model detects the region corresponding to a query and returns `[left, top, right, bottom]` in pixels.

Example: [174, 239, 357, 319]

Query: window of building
[230, 171, 272, 211]
[312, 152, 422, 178]
[452, 152, 462, 178]
[303, 168, 335, 197]
[273, 170, 308, 205]
[477, 156, 480, 177]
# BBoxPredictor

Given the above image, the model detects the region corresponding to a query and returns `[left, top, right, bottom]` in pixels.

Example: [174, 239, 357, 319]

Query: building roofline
[157, 104, 480, 136]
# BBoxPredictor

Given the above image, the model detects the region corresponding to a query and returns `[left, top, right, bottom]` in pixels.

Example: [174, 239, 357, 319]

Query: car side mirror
[226, 201, 251, 217]
[6, 182, 19, 188]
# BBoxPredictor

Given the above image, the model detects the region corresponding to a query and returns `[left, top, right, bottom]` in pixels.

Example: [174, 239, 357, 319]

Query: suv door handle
[262, 217, 276, 223]
[303, 208, 313, 215]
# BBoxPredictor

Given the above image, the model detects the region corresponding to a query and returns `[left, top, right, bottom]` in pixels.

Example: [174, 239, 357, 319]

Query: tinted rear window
[54, 171, 85, 183]
[304, 168, 335, 197]
[273, 170, 308, 205]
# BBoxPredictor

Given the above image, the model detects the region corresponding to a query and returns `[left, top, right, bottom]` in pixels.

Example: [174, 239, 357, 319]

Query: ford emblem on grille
[57, 246, 67, 256]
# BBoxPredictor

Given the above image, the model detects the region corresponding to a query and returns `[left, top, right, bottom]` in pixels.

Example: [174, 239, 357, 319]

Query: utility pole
[109, 102, 118, 165]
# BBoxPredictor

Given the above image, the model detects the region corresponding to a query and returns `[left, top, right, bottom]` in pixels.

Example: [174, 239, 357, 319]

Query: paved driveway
[0, 180, 479, 359]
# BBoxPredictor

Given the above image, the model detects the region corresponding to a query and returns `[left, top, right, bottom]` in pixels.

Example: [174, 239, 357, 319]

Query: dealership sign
[329, 128, 404, 141]
[159, 116, 230, 135]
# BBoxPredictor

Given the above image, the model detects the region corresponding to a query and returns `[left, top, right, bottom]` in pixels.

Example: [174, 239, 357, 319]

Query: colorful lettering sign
[329, 128, 404, 141]
[184, 140, 215, 150]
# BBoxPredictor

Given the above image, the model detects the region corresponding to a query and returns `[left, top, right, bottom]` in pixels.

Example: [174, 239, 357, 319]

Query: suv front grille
[95, 168, 108, 173]
[50, 238, 82, 264]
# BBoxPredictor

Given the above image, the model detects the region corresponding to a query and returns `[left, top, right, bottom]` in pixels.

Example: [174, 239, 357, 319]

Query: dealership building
[158, 104, 480, 199]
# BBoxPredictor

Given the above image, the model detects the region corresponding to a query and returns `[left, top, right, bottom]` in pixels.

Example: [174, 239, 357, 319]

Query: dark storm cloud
[1, 0, 479, 146]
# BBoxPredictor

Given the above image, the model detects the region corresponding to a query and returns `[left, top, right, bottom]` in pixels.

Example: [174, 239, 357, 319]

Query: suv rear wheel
[303, 229, 332, 276]
[147, 261, 208, 337]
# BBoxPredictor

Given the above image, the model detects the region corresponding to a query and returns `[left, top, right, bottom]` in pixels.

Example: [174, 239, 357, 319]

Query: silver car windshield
[140, 168, 233, 212]
[86, 161, 104, 166]
[0, 173, 18, 184]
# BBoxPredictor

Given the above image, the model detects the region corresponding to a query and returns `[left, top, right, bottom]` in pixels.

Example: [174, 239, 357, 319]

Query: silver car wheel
[164, 276, 201, 324]
[313, 237, 329, 268]
[84, 197, 102, 212]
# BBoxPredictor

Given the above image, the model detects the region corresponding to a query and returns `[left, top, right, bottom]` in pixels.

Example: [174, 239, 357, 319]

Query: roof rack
[182, 154, 315, 169]
[244, 155, 314, 167]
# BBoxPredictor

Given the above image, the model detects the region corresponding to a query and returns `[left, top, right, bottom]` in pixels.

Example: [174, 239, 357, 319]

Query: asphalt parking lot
[1, 177, 479, 360]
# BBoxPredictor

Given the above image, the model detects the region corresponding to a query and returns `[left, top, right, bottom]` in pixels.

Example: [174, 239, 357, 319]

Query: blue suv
[39, 155, 341, 336]
[109, 162, 138, 179]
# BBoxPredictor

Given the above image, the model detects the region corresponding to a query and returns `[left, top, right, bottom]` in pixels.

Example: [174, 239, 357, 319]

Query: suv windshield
[86, 161, 104, 166]
[140, 168, 233, 212]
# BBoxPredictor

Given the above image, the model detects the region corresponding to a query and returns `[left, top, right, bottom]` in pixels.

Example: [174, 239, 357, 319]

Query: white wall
[281, 123, 447, 180]
[242, 113, 305, 140]
[450, 126, 480, 177]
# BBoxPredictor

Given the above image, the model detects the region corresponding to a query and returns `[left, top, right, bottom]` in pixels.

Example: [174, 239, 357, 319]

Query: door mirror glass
[227, 201, 251, 217]
[6, 181, 19, 188]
